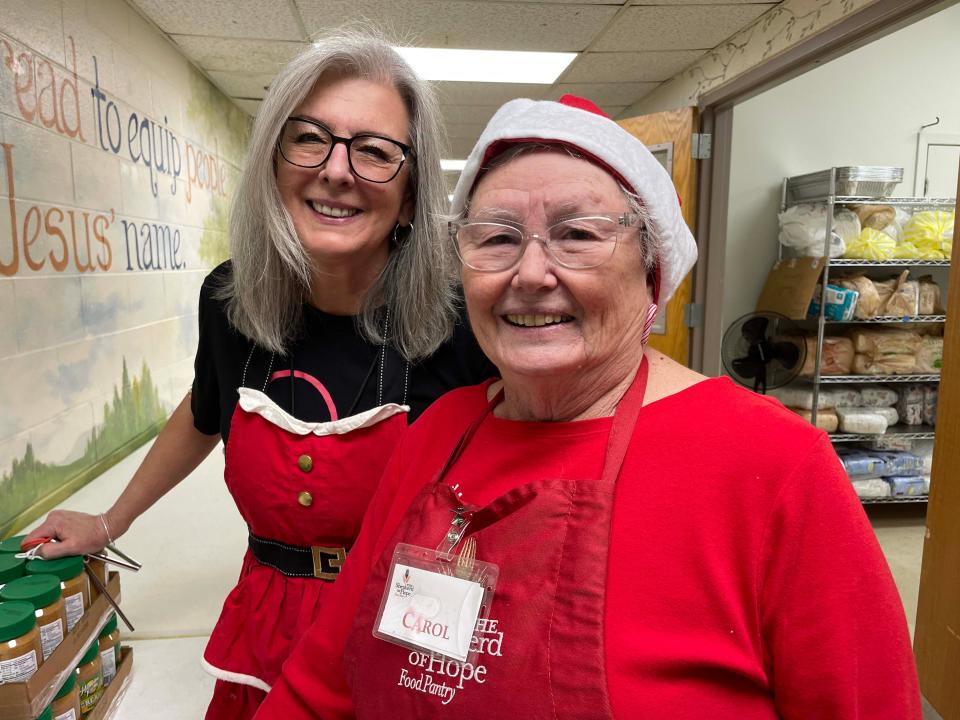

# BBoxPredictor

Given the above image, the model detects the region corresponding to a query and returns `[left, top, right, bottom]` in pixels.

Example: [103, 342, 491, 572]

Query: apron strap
[599, 354, 649, 487]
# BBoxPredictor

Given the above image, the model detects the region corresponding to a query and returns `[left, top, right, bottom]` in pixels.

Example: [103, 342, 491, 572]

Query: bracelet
[99, 513, 115, 545]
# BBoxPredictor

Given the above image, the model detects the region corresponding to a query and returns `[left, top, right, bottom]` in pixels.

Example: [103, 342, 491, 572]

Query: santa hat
[450, 95, 697, 306]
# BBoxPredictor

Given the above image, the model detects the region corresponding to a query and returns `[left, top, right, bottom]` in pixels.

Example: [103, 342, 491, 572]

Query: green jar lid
[78, 640, 100, 667]
[0, 554, 26, 584]
[0, 573, 62, 607]
[0, 535, 27, 554]
[35, 707, 52, 720]
[55, 669, 77, 699]
[26, 555, 84, 582]
[100, 613, 118, 637]
[0, 600, 37, 642]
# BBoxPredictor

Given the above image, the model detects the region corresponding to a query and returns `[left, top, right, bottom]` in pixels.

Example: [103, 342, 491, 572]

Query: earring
[391, 222, 414, 244]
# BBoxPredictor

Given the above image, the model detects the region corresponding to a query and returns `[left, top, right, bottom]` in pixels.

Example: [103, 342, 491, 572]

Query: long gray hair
[222, 29, 455, 360]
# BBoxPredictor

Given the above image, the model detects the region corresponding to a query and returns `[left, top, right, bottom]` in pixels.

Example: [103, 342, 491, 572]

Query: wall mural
[0, 1, 249, 536]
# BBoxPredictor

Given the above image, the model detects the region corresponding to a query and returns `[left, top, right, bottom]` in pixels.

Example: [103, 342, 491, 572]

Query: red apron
[202, 358, 408, 695]
[342, 358, 649, 718]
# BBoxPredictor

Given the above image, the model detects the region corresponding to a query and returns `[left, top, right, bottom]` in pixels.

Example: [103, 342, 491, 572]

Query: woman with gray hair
[24, 30, 494, 719]
[253, 95, 919, 720]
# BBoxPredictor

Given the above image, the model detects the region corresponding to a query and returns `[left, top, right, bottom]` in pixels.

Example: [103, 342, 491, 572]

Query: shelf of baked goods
[785, 195, 956, 209]
[828, 258, 951, 267]
[811, 374, 940, 384]
[860, 494, 929, 505]
[829, 424, 936, 442]
[823, 315, 945, 324]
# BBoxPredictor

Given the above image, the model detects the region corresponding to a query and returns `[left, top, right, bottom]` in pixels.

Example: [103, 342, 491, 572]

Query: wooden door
[618, 107, 698, 366]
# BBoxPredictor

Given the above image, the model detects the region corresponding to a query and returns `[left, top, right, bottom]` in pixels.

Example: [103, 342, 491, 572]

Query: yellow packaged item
[844, 227, 896, 260]
[903, 211, 954, 259]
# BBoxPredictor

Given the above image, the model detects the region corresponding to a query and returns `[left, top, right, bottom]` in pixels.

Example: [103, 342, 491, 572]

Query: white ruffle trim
[201, 656, 272, 693]
[237, 387, 408, 436]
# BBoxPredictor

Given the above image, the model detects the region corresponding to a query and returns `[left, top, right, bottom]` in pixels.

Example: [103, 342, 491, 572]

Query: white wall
[721, 2, 960, 352]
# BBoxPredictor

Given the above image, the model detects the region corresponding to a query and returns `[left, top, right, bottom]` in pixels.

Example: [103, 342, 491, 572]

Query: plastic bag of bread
[831, 388, 862, 407]
[886, 476, 926, 497]
[835, 407, 887, 434]
[850, 328, 921, 356]
[790, 407, 839, 433]
[777, 205, 847, 257]
[850, 204, 896, 231]
[844, 227, 896, 260]
[836, 275, 881, 318]
[880, 208, 912, 243]
[896, 385, 924, 425]
[770, 387, 837, 410]
[869, 435, 913, 451]
[852, 352, 917, 375]
[860, 385, 898, 407]
[917, 276, 943, 315]
[872, 406, 899, 427]
[923, 385, 938, 426]
[903, 210, 954, 259]
[852, 478, 891, 499]
[800, 336, 854, 376]
[885, 280, 919, 317]
[835, 448, 885, 476]
[915, 335, 943, 374]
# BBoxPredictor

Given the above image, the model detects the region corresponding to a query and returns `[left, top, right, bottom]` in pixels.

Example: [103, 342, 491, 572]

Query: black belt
[248, 532, 346, 581]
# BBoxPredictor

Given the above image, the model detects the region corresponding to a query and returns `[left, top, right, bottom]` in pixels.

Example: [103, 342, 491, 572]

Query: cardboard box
[87, 646, 134, 720]
[0, 571, 122, 720]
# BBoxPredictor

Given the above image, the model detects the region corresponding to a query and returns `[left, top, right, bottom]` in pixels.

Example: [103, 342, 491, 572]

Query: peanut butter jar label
[40, 618, 65, 659]
[78, 673, 104, 714]
[55, 708, 78, 720]
[0, 648, 38, 682]
[100, 646, 117, 685]
[64, 592, 84, 630]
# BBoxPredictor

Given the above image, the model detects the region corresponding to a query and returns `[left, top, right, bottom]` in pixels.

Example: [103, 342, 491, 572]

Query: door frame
[692, 0, 956, 373]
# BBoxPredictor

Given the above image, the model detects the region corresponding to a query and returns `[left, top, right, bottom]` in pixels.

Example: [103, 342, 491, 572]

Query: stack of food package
[779, 204, 953, 261]
[834, 441, 934, 499]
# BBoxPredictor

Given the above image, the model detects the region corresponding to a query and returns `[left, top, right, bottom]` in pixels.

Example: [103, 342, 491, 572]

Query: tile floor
[22, 439, 933, 718]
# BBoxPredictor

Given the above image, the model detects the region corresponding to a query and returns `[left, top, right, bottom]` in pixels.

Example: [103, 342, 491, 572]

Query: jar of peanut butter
[0, 574, 66, 661]
[0, 600, 41, 682]
[98, 614, 120, 686]
[0, 534, 27, 554]
[26, 556, 89, 631]
[35, 706, 53, 720]
[0, 553, 25, 590]
[76, 641, 104, 717]
[52, 668, 82, 720]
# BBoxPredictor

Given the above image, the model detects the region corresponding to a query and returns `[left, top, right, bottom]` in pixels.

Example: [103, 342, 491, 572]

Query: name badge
[373, 543, 498, 663]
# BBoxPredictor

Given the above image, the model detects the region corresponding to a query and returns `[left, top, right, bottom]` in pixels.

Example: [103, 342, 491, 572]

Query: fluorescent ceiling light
[441, 159, 467, 172]
[393, 47, 575, 84]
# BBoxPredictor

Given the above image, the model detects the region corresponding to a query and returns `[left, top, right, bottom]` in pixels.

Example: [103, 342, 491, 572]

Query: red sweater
[254, 377, 921, 719]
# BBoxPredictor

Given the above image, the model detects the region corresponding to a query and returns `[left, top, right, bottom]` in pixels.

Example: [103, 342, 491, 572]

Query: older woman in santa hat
[252, 96, 920, 720]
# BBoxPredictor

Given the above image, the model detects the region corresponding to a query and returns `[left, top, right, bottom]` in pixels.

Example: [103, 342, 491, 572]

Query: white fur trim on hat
[450, 98, 697, 305]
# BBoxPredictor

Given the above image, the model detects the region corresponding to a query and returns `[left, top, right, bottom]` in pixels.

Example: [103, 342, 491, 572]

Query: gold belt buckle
[311, 545, 346, 580]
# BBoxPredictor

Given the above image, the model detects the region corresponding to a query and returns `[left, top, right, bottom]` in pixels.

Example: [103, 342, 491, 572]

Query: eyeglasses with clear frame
[450, 213, 643, 272]
[277, 116, 413, 183]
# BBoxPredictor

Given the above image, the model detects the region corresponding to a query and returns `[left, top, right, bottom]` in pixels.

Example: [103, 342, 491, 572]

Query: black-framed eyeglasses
[277, 116, 413, 183]
[450, 213, 642, 272]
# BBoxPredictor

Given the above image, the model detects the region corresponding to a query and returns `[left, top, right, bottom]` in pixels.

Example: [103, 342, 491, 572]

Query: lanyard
[436, 355, 650, 490]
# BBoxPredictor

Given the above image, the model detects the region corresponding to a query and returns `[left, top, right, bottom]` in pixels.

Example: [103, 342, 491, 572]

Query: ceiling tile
[129, 0, 305, 40]
[545, 82, 659, 106]
[434, 82, 550, 106]
[234, 99, 263, 116]
[170, 36, 308, 74]
[446, 135, 484, 159]
[592, 4, 774, 51]
[562, 50, 703, 82]
[295, 0, 618, 51]
[441, 104, 502, 127]
[206, 71, 276, 99]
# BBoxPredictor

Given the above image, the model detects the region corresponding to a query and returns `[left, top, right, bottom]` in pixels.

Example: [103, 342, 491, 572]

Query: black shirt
[191, 262, 497, 443]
